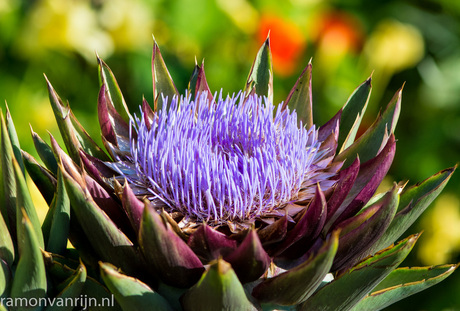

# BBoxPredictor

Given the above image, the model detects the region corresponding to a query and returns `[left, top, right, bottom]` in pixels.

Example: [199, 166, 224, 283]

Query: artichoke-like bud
[20, 37, 457, 310]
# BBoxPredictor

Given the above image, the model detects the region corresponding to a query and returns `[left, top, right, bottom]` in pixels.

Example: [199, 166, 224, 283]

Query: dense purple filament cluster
[131, 92, 321, 222]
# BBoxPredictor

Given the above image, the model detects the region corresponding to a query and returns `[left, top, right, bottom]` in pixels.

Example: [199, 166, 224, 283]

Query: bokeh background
[1, 0, 459, 309]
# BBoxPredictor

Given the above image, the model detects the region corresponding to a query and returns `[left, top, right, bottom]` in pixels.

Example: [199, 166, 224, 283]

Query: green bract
[0, 37, 457, 310]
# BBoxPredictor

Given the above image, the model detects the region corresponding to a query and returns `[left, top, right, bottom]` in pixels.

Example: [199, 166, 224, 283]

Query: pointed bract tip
[113, 177, 123, 191]
[216, 257, 232, 275]
[96, 52, 104, 66]
[366, 73, 373, 85]
[439, 165, 457, 177]
[411, 231, 422, 242]
[315, 182, 322, 192]
[330, 228, 341, 242]
[48, 132, 61, 153]
[29, 123, 36, 135]
[398, 180, 410, 193]
[152, 35, 160, 50]
[43, 73, 52, 86]
[4, 101, 10, 113]
[399, 81, 406, 92]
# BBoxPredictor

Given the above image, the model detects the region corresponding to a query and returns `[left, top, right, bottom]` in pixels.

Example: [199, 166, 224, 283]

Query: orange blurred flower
[311, 11, 364, 54]
[258, 14, 306, 76]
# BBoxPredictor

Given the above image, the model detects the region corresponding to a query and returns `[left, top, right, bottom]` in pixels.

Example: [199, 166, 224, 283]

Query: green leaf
[0, 210, 14, 266]
[22, 150, 56, 205]
[188, 61, 200, 99]
[245, 35, 273, 103]
[68, 109, 112, 162]
[351, 265, 457, 311]
[45, 75, 110, 163]
[152, 37, 179, 111]
[398, 167, 455, 213]
[100, 262, 173, 311]
[0, 110, 17, 234]
[336, 86, 401, 167]
[62, 166, 143, 277]
[30, 125, 58, 175]
[253, 231, 339, 306]
[43, 250, 80, 281]
[180, 258, 258, 311]
[157, 282, 188, 311]
[68, 214, 102, 270]
[14, 155, 44, 249]
[97, 56, 132, 123]
[47, 262, 87, 311]
[332, 187, 399, 272]
[43, 169, 70, 255]
[0, 258, 12, 299]
[10, 209, 47, 307]
[338, 76, 372, 152]
[43, 251, 121, 311]
[370, 166, 455, 253]
[261, 304, 296, 311]
[5, 104, 25, 176]
[283, 62, 313, 129]
[80, 277, 121, 311]
[299, 234, 419, 311]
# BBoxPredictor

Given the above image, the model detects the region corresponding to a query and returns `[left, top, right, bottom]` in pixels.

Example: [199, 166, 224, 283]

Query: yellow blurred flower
[15, 0, 113, 60]
[364, 19, 425, 74]
[418, 193, 460, 265]
[14, 0, 153, 61]
[217, 0, 258, 34]
[98, 0, 153, 51]
[0, 0, 18, 13]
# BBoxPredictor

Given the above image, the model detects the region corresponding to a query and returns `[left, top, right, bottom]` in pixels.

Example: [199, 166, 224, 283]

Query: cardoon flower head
[127, 92, 333, 224]
[10, 37, 455, 311]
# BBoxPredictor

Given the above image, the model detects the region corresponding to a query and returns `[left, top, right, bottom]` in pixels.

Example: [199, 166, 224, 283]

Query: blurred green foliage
[1, 0, 460, 309]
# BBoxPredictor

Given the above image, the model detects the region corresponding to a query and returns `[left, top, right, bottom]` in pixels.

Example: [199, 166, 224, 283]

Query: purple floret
[127, 92, 326, 223]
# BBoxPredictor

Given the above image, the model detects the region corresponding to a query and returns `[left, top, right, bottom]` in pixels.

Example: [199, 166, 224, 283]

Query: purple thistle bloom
[26, 38, 456, 309]
[120, 92, 335, 225]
